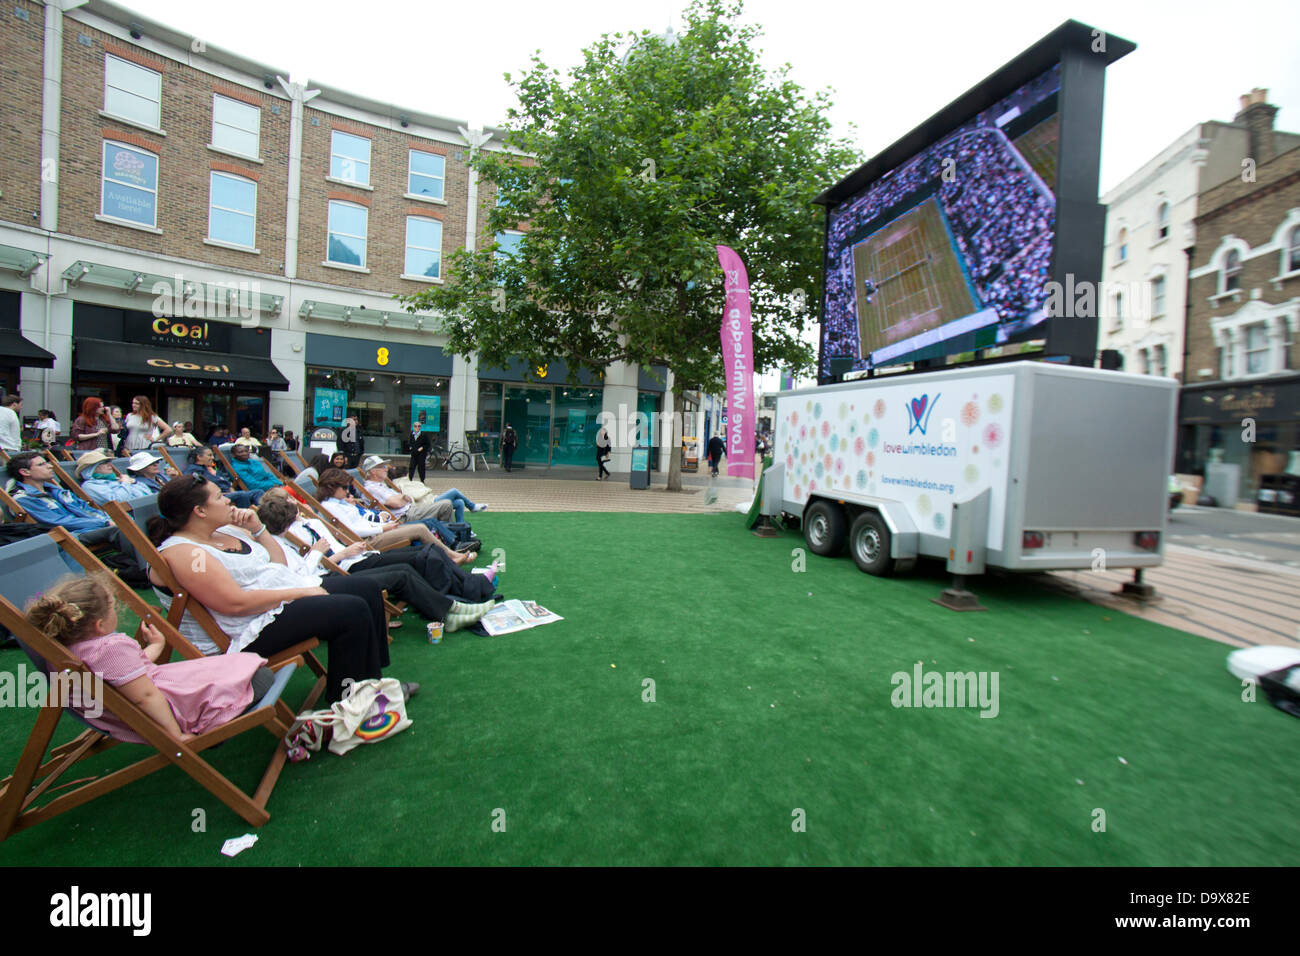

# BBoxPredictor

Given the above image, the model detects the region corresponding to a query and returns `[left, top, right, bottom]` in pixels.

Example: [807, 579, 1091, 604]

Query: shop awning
[0, 329, 56, 369]
[74, 338, 290, 390]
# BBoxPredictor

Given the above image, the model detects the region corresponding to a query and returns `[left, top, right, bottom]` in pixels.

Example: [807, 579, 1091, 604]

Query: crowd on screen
[820, 69, 1060, 377]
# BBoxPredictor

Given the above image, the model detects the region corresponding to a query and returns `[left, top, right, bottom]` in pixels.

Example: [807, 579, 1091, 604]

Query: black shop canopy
[0, 328, 56, 370]
[74, 338, 290, 390]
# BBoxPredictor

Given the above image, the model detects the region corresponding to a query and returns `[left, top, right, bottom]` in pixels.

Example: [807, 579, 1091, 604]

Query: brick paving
[1045, 546, 1300, 650]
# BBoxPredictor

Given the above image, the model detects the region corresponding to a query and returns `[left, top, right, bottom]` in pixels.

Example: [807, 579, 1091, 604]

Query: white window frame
[403, 216, 443, 280]
[100, 140, 159, 229]
[327, 200, 368, 268]
[1111, 291, 1124, 331]
[1223, 250, 1242, 292]
[408, 150, 445, 201]
[330, 131, 371, 186]
[1117, 227, 1128, 262]
[1288, 226, 1300, 274]
[1151, 275, 1166, 318]
[1243, 323, 1271, 375]
[207, 171, 257, 249]
[103, 54, 161, 130]
[495, 230, 524, 263]
[1156, 202, 1170, 241]
[211, 94, 261, 159]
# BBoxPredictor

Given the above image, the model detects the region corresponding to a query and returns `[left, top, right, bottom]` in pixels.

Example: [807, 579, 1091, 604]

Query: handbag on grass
[285, 677, 413, 757]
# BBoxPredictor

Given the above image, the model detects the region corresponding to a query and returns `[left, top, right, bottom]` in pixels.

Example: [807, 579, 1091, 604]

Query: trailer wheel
[849, 511, 894, 576]
[803, 500, 847, 556]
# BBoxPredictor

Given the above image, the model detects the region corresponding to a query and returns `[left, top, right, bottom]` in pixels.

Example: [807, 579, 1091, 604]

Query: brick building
[1179, 90, 1300, 506]
[0, 0, 673, 471]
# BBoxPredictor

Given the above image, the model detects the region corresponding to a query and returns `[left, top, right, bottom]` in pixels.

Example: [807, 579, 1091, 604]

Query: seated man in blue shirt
[228, 442, 283, 496]
[5, 451, 133, 552]
[76, 450, 154, 504]
[183, 446, 258, 506]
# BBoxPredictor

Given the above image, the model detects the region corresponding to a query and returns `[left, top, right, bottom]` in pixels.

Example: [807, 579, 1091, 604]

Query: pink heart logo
[910, 396, 928, 421]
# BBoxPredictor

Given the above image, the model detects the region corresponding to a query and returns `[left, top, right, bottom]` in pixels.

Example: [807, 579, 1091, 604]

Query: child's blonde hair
[24, 573, 118, 645]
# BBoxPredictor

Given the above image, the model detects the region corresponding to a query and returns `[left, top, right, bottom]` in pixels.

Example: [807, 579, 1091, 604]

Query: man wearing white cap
[76, 450, 154, 504]
[127, 450, 180, 493]
[360, 454, 456, 527]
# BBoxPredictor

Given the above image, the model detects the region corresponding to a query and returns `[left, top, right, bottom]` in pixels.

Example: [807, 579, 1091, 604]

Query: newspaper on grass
[479, 600, 564, 637]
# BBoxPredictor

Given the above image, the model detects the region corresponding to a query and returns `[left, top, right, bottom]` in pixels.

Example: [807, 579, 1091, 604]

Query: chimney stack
[1234, 87, 1278, 164]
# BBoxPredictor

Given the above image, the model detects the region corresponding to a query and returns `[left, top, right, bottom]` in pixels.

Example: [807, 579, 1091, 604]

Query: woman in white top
[316, 468, 475, 563]
[124, 396, 173, 452]
[147, 474, 402, 703]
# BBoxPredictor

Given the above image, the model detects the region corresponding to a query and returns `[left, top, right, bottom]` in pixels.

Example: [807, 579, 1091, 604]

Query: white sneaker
[472, 503, 489, 512]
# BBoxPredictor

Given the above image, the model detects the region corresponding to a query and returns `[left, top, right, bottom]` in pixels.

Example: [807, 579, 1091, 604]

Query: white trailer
[761, 362, 1177, 582]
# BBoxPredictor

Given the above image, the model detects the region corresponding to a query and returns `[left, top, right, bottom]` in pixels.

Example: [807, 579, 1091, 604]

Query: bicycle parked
[431, 440, 470, 471]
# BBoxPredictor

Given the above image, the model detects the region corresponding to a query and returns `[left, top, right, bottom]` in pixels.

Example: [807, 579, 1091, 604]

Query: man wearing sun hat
[76, 450, 154, 504]
[126, 450, 179, 493]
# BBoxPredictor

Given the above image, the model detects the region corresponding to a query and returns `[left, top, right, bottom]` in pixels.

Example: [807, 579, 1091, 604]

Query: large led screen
[821, 64, 1061, 376]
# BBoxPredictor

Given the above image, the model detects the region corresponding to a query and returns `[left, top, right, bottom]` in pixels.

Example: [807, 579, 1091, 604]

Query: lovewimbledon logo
[890, 663, 999, 718]
[907, 393, 939, 436]
[50, 886, 151, 936]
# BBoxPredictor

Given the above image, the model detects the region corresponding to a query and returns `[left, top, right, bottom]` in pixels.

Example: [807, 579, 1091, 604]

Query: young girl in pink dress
[25, 573, 267, 744]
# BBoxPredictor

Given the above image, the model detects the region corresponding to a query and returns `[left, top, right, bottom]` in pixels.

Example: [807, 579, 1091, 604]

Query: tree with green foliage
[401, 0, 859, 490]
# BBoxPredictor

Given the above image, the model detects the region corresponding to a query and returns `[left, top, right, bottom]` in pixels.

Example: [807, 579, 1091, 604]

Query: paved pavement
[1045, 506, 1300, 650]
[415, 457, 762, 514]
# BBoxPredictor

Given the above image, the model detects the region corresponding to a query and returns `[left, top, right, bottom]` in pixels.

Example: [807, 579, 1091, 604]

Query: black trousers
[351, 545, 493, 605]
[597, 447, 610, 478]
[409, 451, 427, 482]
[246, 575, 389, 703]
[502, 446, 514, 471]
[339, 564, 453, 623]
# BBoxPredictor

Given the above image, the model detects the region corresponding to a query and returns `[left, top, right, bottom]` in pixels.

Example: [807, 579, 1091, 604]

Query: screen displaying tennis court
[822, 64, 1061, 374]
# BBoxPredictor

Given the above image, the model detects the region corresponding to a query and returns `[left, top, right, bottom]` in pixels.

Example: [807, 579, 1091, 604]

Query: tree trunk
[666, 378, 684, 492]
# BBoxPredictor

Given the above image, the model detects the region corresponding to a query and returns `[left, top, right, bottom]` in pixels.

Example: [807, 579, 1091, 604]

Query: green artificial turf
[1, 511, 1296, 866]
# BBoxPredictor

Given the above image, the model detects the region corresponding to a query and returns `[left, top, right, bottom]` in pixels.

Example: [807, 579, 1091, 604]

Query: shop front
[71, 303, 287, 440]
[304, 332, 453, 457]
[1177, 377, 1300, 505]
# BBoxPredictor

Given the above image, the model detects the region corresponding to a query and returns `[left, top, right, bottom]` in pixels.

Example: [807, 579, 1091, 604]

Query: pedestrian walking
[409, 419, 432, 481]
[501, 424, 518, 473]
[707, 433, 725, 478]
[595, 424, 612, 480]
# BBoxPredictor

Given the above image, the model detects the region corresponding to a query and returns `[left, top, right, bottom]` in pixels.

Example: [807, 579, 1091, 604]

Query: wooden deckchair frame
[0, 527, 297, 837]
[100, 502, 328, 713]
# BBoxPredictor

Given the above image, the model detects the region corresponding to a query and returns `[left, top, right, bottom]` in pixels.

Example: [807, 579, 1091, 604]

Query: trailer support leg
[932, 574, 988, 612]
[1120, 568, 1157, 601]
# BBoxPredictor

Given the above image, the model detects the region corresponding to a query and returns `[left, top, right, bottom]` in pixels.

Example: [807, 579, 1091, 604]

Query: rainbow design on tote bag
[355, 711, 401, 740]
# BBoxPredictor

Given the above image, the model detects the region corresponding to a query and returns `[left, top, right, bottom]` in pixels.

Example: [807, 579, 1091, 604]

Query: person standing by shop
[501, 424, 518, 473]
[340, 416, 364, 468]
[70, 397, 119, 452]
[124, 396, 172, 452]
[595, 424, 612, 480]
[0, 393, 21, 454]
[409, 419, 433, 482]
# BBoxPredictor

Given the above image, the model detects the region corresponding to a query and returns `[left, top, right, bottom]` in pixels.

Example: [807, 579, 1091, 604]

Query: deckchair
[0, 529, 298, 836]
[213, 443, 250, 491]
[0, 485, 38, 524]
[156, 445, 193, 471]
[280, 450, 309, 475]
[101, 502, 327, 712]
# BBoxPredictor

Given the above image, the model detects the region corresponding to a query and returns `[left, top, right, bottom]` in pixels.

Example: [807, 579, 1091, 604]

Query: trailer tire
[803, 500, 847, 556]
[849, 511, 894, 576]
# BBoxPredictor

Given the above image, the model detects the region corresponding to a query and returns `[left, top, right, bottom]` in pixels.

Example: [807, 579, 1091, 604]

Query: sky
[118, 0, 1300, 387]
